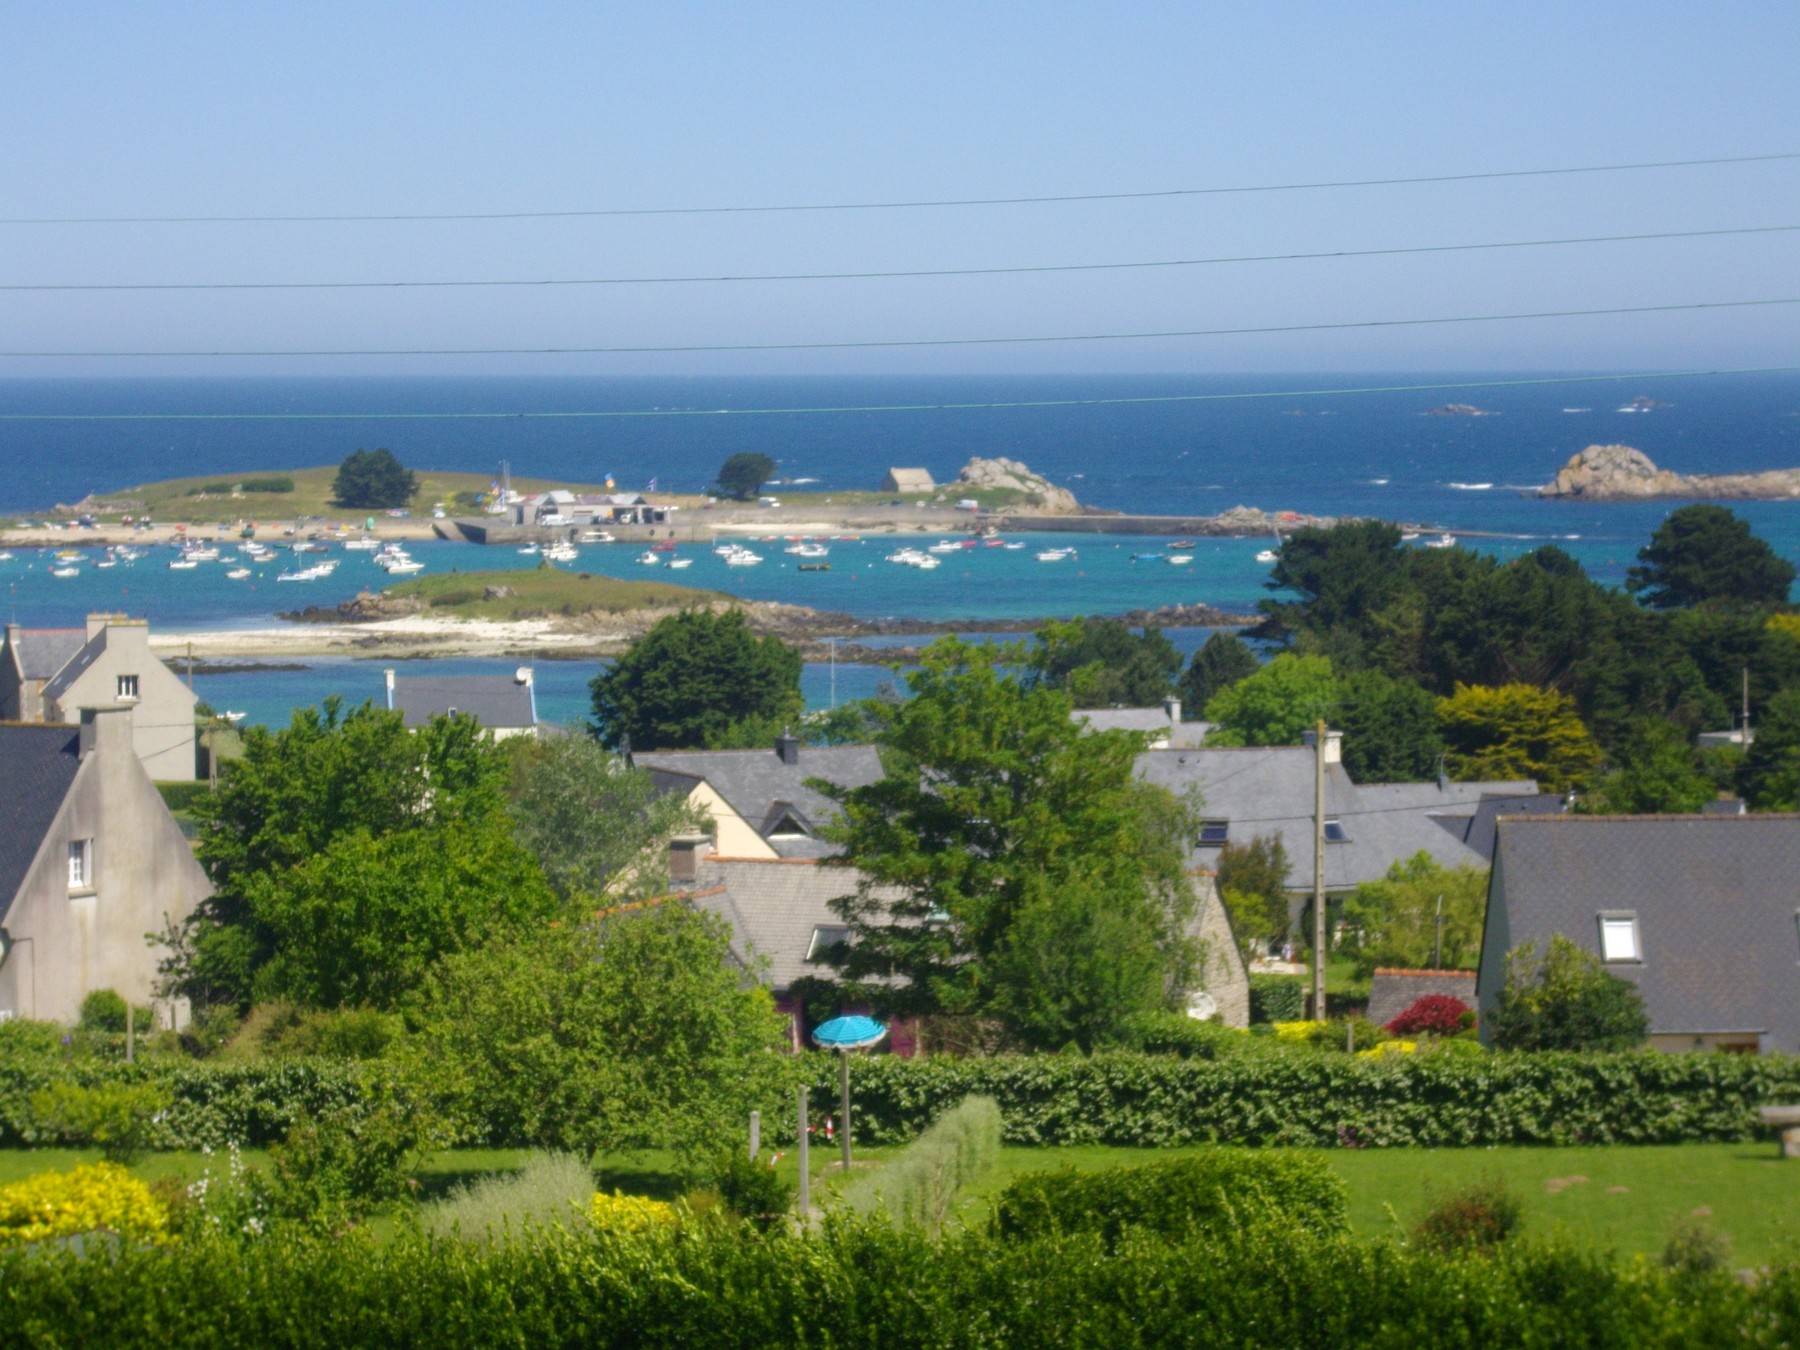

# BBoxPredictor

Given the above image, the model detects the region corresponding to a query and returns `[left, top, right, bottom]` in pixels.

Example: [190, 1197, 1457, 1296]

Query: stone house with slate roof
[3, 616, 197, 781]
[635, 736, 884, 860]
[384, 668, 539, 740]
[0, 708, 210, 1025]
[1478, 814, 1800, 1054]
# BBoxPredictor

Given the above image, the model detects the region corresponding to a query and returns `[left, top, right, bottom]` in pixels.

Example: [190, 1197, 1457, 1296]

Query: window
[116, 674, 139, 701]
[1323, 819, 1349, 843]
[67, 839, 92, 890]
[1196, 819, 1230, 846]
[1598, 913, 1640, 962]
[807, 926, 852, 963]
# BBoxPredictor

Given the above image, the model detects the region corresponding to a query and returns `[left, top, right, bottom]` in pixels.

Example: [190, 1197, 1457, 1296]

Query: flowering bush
[181, 1143, 269, 1240]
[1357, 1040, 1417, 1060]
[589, 1191, 678, 1234]
[0, 1162, 166, 1246]
[1384, 994, 1475, 1038]
[1271, 1020, 1326, 1042]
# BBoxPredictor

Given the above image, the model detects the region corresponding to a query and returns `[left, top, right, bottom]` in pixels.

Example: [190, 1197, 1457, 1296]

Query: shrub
[706, 1149, 793, 1233]
[78, 988, 130, 1034]
[590, 1191, 679, 1235]
[30, 1081, 171, 1164]
[0, 1018, 66, 1059]
[1489, 936, 1649, 1052]
[1113, 1011, 1246, 1059]
[1663, 1214, 1732, 1275]
[1249, 974, 1305, 1023]
[250, 1004, 402, 1060]
[992, 1150, 1348, 1246]
[837, 1095, 1002, 1231]
[424, 1153, 594, 1242]
[1385, 994, 1475, 1038]
[1413, 1177, 1523, 1254]
[264, 1102, 423, 1230]
[0, 1163, 166, 1247]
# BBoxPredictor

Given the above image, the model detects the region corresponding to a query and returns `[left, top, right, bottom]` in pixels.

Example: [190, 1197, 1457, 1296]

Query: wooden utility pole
[1312, 719, 1328, 1021]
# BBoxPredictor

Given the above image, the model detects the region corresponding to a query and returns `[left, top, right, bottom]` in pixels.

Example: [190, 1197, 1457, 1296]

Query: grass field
[385, 566, 720, 620]
[8, 1142, 1795, 1262]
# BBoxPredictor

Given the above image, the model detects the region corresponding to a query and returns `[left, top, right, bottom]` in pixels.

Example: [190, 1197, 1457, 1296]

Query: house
[634, 735, 883, 859]
[2, 615, 198, 781]
[384, 668, 539, 740]
[509, 492, 673, 528]
[1478, 814, 1800, 1053]
[881, 468, 935, 494]
[1073, 696, 1208, 749]
[0, 708, 211, 1025]
[1135, 730, 1536, 898]
[1366, 968, 1479, 1027]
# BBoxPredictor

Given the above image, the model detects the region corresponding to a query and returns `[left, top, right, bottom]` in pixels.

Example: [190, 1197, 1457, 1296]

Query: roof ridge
[1501, 812, 1800, 824]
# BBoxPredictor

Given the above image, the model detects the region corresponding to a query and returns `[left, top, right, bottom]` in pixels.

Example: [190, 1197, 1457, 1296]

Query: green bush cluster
[1, 1221, 1793, 1348]
[1248, 974, 1304, 1023]
[706, 1150, 794, 1233]
[991, 1150, 1346, 1247]
[806, 1050, 1800, 1148]
[838, 1095, 1001, 1231]
[28, 1081, 171, 1164]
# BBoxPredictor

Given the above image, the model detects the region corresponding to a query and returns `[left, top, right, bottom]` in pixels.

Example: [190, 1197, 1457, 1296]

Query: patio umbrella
[812, 1016, 886, 1167]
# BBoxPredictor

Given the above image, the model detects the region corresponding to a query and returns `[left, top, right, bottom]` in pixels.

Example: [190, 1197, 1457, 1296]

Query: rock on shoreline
[1537, 445, 1800, 500]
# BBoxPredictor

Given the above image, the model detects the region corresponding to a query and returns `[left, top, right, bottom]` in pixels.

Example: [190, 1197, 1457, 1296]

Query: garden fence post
[797, 1087, 810, 1215]
[749, 1110, 761, 1160]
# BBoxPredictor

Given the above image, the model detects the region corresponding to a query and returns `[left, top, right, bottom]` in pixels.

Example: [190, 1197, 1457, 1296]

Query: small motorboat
[797, 563, 830, 572]
[1255, 549, 1278, 564]
[1422, 533, 1457, 549]
[1167, 539, 1194, 550]
[665, 557, 693, 569]
[51, 566, 80, 578]
[226, 567, 252, 580]
[637, 551, 662, 565]
[169, 558, 199, 570]
[1167, 554, 1193, 564]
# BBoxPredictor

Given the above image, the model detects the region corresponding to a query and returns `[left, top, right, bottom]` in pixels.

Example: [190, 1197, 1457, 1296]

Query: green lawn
[8, 1143, 1796, 1264]
[385, 566, 720, 620]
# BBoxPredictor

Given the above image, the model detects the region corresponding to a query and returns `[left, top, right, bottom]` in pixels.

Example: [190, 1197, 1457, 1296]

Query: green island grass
[383, 565, 722, 621]
[9, 1142, 1792, 1262]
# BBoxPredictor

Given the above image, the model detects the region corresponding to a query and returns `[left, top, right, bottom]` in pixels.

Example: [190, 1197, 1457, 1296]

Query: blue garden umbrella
[812, 1016, 886, 1167]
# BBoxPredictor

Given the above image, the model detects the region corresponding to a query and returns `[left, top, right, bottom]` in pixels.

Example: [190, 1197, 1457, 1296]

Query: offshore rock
[1537, 444, 1800, 500]
[954, 457, 1081, 514]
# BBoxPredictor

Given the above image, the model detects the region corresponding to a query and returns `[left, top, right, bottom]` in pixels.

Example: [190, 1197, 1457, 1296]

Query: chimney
[1302, 726, 1344, 766]
[775, 731, 800, 766]
[78, 705, 132, 762]
[85, 613, 114, 641]
[667, 832, 714, 884]
[1162, 695, 1181, 724]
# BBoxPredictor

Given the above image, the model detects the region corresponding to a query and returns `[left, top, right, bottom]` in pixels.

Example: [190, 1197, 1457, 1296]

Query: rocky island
[1536, 445, 1800, 501]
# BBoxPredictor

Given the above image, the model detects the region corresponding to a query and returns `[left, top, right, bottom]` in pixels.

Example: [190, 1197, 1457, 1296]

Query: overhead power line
[3, 152, 1795, 225]
[6, 296, 1794, 358]
[6, 223, 1795, 292]
[2, 368, 1795, 422]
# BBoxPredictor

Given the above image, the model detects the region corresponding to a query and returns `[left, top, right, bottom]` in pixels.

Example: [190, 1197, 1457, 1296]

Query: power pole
[1312, 718, 1327, 1021]
[1742, 667, 1752, 747]
[1432, 894, 1444, 970]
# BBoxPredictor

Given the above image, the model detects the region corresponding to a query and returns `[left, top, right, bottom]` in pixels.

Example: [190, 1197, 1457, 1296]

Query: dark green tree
[822, 638, 1199, 1051]
[1336, 668, 1443, 783]
[1627, 505, 1795, 610]
[1257, 520, 1406, 639]
[713, 452, 778, 502]
[1178, 631, 1260, 714]
[1030, 617, 1181, 708]
[1486, 935, 1649, 1051]
[331, 448, 417, 510]
[1583, 719, 1716, 815]
[588, 609, 804, 751]
[1740, 686, 1800, 810]
[1338, 852, 1488, 978]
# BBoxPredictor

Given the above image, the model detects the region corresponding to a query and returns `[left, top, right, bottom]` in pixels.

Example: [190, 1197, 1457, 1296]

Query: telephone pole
[1312, 718, 1327, 1021]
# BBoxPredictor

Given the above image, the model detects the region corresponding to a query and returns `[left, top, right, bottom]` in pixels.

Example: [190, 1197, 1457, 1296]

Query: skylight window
[1196, 820, 1230, 845]
[807, 926, 852, 963]
[1323, 819, 1349, 843]
[1599, 914, 1640, 963]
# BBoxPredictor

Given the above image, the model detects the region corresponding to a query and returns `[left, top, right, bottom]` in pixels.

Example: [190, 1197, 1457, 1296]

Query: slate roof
[1135, 746, 1536, 891]
[0, 724, 82, 917]
[687, 856, 904, 992]
[1074, 708, 1210, 747]
[1437, 792, 1568, 864]
[1366, 968, 1478, 1027]
[1482, 814, 1800, 1052]
[387, 674, 536, 730]
[635, 744, 883, 850]
[8, 629, 86, 682]
[41, 628, 107, 703]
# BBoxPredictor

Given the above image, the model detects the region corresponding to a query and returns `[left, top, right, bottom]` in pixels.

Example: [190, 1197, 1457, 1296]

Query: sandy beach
[147, 614, 615, 661]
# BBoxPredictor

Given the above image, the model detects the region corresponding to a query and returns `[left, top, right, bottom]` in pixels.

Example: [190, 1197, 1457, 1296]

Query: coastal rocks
[954, 457, 1080, 514]
[279, 591, 423, 624]
[482, 584, 517, 600]
[1425, 404, 1493, 416]
[1537, 445, 1800, 500]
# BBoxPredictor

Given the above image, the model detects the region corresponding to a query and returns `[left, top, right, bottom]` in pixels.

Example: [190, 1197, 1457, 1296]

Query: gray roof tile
[10, 629, 86, 682]
[635, 744, 882, 848]
[0, 724, 81, 916]
[688, 856, 903, 992]
[388, 674, 536, 730]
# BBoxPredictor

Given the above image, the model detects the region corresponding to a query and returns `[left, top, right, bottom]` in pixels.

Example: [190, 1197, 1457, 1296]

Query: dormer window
[807, 925, 852, 963]
[116, 674, 139, 701]
[1323, 819, 1349, 843]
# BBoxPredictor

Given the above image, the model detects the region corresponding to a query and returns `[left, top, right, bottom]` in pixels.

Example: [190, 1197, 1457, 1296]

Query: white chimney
[1162, 695, 1181, 724]
[1302, 727, 1344, 766]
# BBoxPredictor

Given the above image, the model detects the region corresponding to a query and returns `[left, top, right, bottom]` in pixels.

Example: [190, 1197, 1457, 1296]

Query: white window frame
[116, 674, 139, 701]
[1598, 911, 1641, 963]
[67, 839, 93, 890]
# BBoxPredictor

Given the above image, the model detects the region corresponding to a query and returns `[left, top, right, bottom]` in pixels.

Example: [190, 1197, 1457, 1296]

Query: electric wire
[4, 151, 1795, 225]
[6, 223, 1796, 292]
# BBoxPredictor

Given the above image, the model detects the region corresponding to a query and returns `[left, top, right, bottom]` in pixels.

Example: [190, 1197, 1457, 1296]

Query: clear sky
[3, 2, 1797, 376]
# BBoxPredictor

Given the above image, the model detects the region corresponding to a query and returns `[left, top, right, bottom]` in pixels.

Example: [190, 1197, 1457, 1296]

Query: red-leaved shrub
[1385, 994, 1473, 1038]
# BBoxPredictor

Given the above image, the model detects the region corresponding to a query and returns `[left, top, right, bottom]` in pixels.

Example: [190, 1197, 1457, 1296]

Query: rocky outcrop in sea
[1536, 444, 1800, 500]
[955, 456, 1081, 514]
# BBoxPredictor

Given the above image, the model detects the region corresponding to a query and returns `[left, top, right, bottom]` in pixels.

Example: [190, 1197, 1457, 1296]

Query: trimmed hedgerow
[1248, 974, 1305, 1023]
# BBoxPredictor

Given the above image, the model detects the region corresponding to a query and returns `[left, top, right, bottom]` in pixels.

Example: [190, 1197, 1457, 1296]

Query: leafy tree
[1258, 520, 1406, 638]
[506, 733, 705, 902]
[1215, 835, 1292, 957]
[713, 452, 778, 502]
[402, 905, 792, 1162]
[1336, 668, 1443, 783]
[177, 700, 554, 1010]
[1030, 617, 1181, 708]
[331, 448, 416, 510]
[1740, 686, 1800, 809]
[822, 638, 1199, 1051]
[1436, 683, 1603, 791]
[1626, 505, 1795, 610]
[1178, 631, 1260, 714]
[1203, 653, 1339, 747]
[1486, 935, 1649, 1051]
[1583, 719, 1717, 815]
[1338, 852, 1488, 978]
[589, 609, 804, 751]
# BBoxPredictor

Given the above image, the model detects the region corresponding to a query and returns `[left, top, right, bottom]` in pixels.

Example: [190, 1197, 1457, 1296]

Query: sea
[3, 372, 1798, 729]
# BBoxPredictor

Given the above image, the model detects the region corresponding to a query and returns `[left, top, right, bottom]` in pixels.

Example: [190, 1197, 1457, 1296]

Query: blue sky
[3, 3, 1797, 375]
